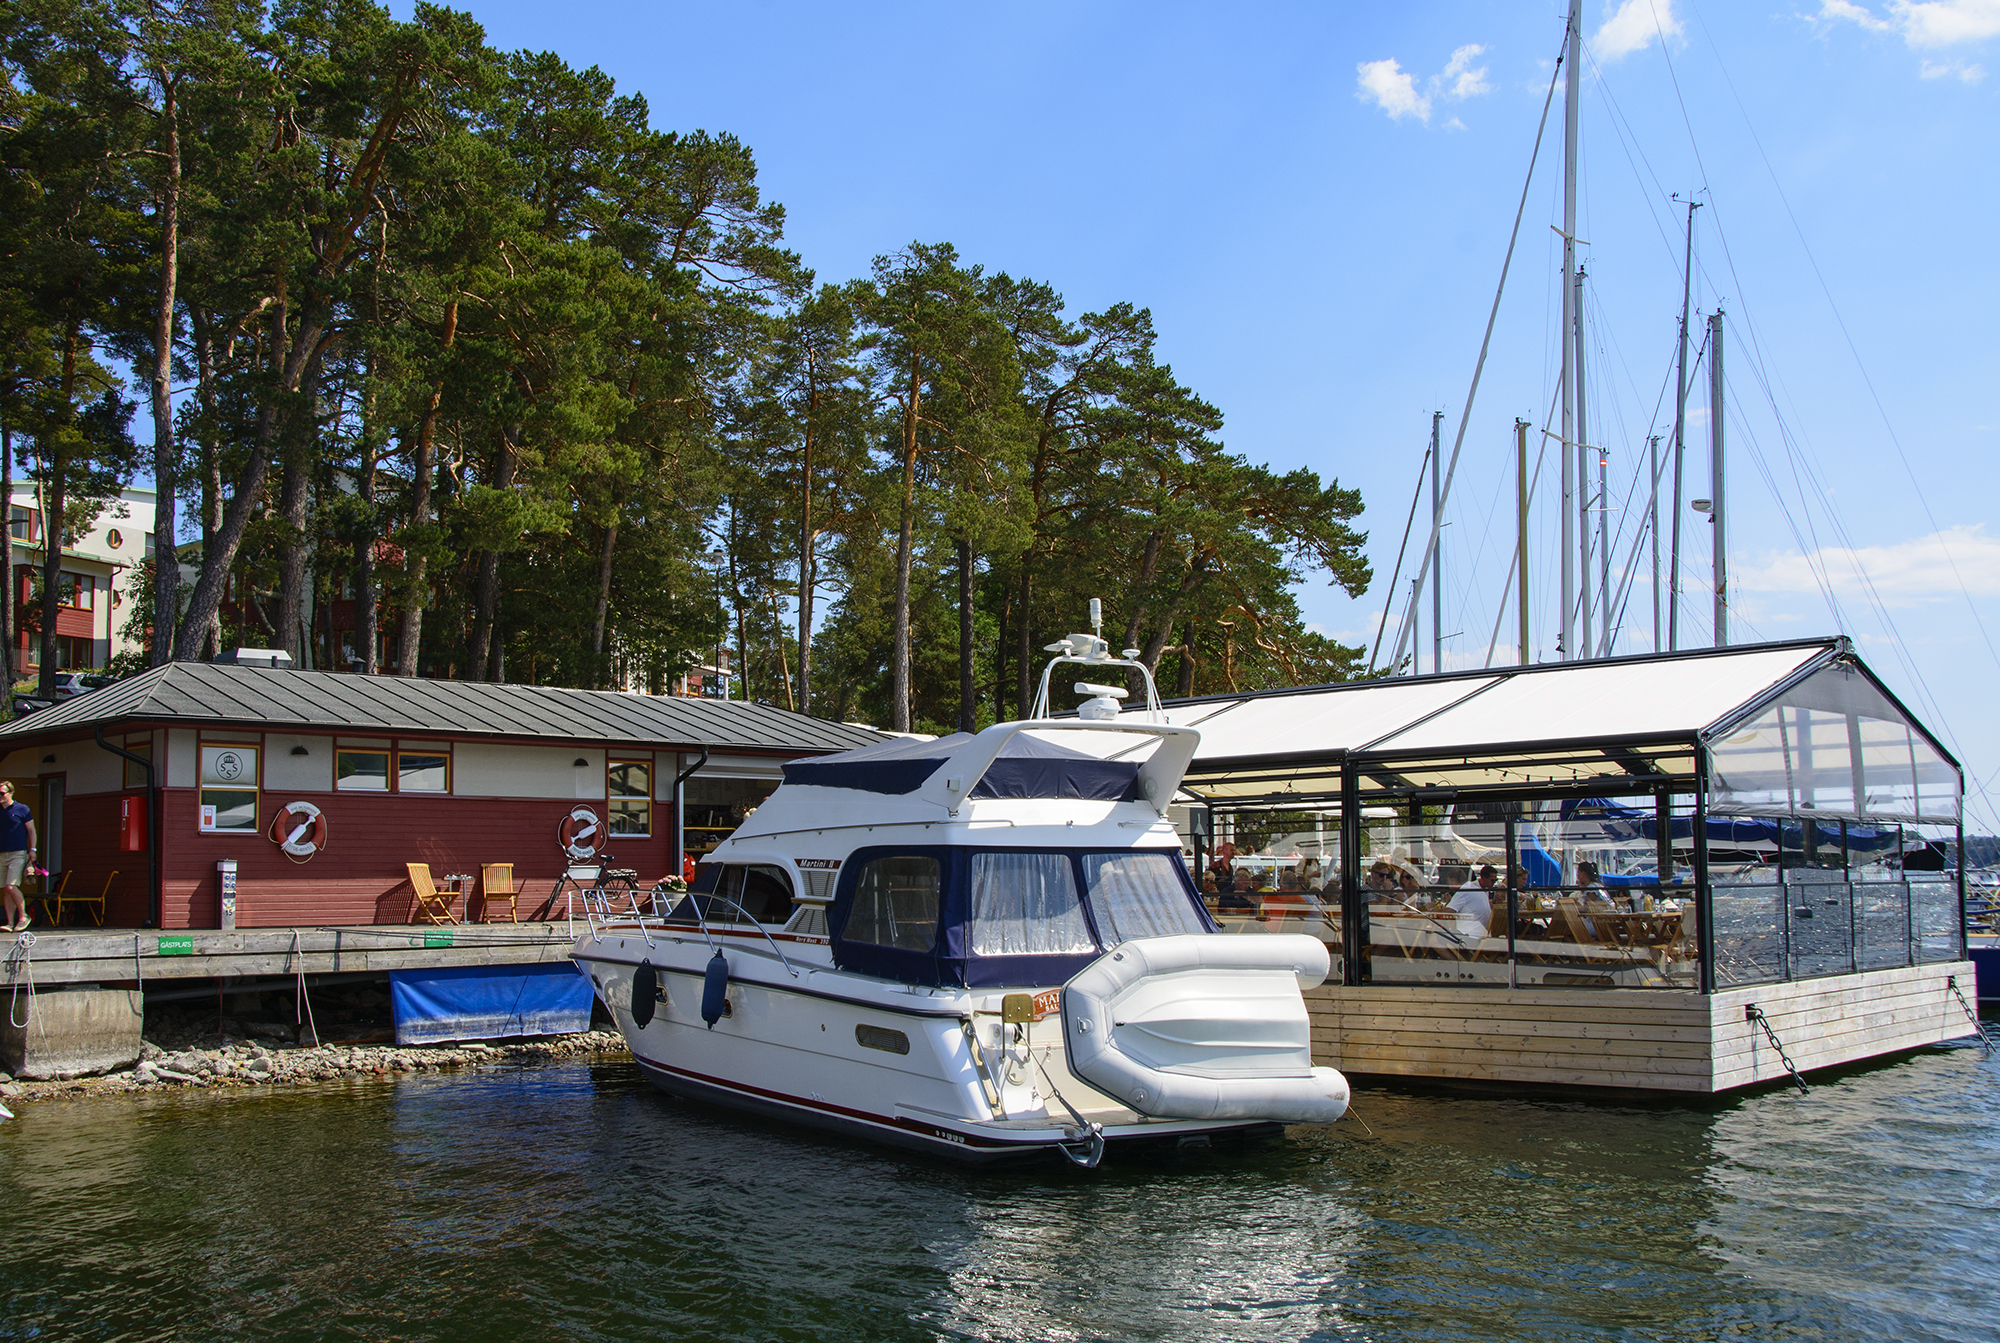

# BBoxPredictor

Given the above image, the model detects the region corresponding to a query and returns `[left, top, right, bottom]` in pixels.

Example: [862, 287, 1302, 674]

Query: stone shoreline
[0, 1030, 632, 1107]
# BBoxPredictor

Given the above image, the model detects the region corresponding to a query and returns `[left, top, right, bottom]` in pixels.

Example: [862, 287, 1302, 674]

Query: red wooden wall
[64, 787, 678, 929]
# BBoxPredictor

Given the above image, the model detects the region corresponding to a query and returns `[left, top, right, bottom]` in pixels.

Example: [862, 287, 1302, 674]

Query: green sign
[157, 934, 194, 957]
[423, 930, 454, 949]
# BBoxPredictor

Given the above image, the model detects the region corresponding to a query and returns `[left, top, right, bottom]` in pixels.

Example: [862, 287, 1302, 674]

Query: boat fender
[701, 951, 729, 1028]
[631, 962, 657, 1029]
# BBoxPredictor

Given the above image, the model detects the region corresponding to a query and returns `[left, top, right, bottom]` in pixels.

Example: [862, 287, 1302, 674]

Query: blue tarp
[389, 961, 595, 1046]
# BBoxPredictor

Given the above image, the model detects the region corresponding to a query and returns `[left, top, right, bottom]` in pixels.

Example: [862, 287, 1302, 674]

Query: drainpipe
[95, 723, 159, 928]
[672, 746, 709, 876]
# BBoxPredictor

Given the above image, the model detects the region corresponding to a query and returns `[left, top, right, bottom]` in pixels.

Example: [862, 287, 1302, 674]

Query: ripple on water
[0, 1042, 1994, 1342]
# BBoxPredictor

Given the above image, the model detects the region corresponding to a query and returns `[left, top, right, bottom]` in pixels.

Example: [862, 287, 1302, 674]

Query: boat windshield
[1081, 852, 1209, 943]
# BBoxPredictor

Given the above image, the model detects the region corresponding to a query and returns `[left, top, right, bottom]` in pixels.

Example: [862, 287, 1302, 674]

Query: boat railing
[574, 880, 801, 980]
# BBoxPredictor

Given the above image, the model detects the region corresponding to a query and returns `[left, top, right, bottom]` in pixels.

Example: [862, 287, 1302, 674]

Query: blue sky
[392, 0, 2000, 825]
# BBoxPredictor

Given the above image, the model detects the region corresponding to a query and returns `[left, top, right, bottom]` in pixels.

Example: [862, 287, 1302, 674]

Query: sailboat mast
[1517, 417, 1531, 665]
[1710, 309, 1727, 645]
[1559, 0, 1581, 662]
[1648, 433, 1662, 650]
[1430, 411, 1442, 675]
[1575, 264, 1592, 658]
[1669, 197, 1699, 651]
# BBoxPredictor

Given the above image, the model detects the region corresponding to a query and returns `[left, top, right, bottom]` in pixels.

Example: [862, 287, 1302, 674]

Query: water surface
[2, 1040, 1993, 1341]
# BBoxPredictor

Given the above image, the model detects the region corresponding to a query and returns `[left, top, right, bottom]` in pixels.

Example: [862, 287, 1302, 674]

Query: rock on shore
[0, 1030, 631, 1107]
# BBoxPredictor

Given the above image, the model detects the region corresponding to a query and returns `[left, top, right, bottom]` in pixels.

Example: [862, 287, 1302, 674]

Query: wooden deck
[4, 922, 580, 988]
[1306, 960, 1980, 1093]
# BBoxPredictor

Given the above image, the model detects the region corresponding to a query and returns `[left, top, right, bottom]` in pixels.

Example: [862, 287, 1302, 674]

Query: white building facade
[8, 485, 156, 676]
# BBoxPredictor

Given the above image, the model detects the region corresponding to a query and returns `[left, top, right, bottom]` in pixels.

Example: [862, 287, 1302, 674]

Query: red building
[0, 661, 881, 928]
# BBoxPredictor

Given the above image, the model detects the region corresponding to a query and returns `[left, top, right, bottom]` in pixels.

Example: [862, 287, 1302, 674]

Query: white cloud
[1736, 525, 2000, 605]
[1355, 45, 1493, 126]
[1816, 1, 2000, 49]
[1593, 0, 1685, 62]
[1356, 57, 1430, 122]
[1442, 44, 1492, 98]
[1921, 56, 1989, 75]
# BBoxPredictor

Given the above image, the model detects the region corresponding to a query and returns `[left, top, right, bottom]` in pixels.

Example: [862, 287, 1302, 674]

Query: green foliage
[0, 0, 1374, 719]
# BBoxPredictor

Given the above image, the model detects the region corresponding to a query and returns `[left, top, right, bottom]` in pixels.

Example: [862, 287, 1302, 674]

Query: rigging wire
[1386, 40, 1566, 673]
[1365, 446, 1432, 674]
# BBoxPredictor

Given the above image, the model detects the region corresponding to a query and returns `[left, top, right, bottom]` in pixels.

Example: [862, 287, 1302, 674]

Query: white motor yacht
[571, 623, 1349, 1165]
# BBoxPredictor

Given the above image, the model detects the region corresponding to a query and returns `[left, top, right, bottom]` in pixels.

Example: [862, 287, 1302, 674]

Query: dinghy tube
[1061, 933, 1350, 1124]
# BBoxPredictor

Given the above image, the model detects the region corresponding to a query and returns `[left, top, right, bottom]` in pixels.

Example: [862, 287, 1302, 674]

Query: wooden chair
[407, 862, 458, 926]
[479, 863, 518, 923]
[28, 869, 69, 926]
[57, 870, 114, 927]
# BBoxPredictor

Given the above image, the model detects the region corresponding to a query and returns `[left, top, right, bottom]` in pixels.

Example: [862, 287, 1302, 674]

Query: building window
[199, 744, 259, 832]
[122, 740, 151, 790]
[336, 750, 389, 790]
[608, 759, 651, 837]
[9, 507, 35, 541]
[397, 750, 450, 793]
[53, 636, 98, 670]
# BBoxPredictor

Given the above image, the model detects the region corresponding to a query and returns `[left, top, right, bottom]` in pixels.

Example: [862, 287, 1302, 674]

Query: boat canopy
[824, 845, 1216, 988]
[782, 732, 1142, 802]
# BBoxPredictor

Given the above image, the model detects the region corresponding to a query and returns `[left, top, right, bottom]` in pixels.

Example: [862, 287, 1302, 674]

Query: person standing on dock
[0, 781, 37, 932]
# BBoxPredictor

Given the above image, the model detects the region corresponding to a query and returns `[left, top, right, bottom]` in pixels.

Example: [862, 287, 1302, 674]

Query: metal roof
[1163, 640, 1841, 765]
[0, 662, 885, 756]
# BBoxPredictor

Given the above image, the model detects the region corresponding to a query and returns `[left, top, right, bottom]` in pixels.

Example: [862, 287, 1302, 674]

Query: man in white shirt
[1448, 863, 1498, 938]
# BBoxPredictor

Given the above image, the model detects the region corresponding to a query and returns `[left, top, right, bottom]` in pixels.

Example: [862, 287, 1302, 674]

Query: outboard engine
[1060, 934, 1349, 1123]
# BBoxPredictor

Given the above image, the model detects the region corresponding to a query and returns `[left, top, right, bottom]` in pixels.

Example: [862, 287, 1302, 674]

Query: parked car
[51, 671, 111, 699]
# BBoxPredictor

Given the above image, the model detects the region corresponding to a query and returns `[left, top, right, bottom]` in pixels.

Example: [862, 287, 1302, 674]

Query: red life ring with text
[269, 801, 327, 860]
[559, 806, 603, 862]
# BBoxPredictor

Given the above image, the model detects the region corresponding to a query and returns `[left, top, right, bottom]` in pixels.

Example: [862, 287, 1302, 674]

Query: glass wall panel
[1501, 801, 1696, 989]
[1850, 821, 1909, 972]
[1780, 818, 1853, 979]
[1360, 816, 1506, 985]
[1911, 877, 1961, 963]
[1709, 662, 1959, 824]
[1195, 808, 1341, 950]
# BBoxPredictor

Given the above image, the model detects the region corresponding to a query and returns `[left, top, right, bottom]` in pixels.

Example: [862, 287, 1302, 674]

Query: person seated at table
[1209, 866, 1251, 912]
[1276, 868, 1300, 893]
[1448, 863, 1497, 938]
[1299, 857, 1324, 890]
[1200, 871, 1220, 898]
[1576, 860, 1603, 891]
[1395, 865, 1425, 903]
[1366, 861, 1396, 894]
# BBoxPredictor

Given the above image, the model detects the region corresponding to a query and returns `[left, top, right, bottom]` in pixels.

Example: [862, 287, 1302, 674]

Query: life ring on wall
[268, 800, 328, 861]
[558, 806, 603, 863]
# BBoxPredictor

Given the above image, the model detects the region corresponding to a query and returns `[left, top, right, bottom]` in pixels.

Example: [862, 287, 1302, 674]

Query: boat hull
[575, 928, 1285, 1165]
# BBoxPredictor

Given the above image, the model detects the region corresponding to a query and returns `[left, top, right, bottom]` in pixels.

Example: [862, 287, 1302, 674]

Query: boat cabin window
[1081, 852, 1208, 944]
[844, 855, 941, 952]
[968, 852, 1095, 956]
[671, 863, 794, 924]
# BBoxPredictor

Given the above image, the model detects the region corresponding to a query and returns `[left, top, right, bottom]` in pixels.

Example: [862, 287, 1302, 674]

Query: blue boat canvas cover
[782, 731, 1141, 802]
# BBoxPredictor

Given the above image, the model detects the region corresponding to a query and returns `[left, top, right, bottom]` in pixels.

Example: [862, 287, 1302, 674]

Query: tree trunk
[1, 410, 13, 692]
[148, 73, 181, 666]
[39, 325, 78, 698]
[1121, 531, 1163, 653]
[175, 280, 328, 662]
[994, 581, 1008, 724]
[272, 357, 318, 665]
[355, 439, 377, 673]
[769, 583, 793, 712]
[467, 436, 513, 682]
[956, 534, 974, 733]
[1014, 558, 1033, 719]
[890, 357, 921, 733]
[587, 515, 616, 687]
[796, 379, 816, 715]
[192, 308, 221, 660]
[393, 297, 456, 677]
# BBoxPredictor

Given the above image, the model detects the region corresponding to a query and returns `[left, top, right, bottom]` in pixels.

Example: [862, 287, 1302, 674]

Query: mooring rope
[6, 931, 34, 1030]
[289, 930, 321, 1048]
[1945, 975, 1995, 1055]
[1745, 1003, 1810, 1094]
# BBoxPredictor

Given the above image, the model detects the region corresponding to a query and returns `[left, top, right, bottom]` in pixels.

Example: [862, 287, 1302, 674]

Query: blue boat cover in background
[782, 731, 1140, 801]
[390, 961, 594, 1045]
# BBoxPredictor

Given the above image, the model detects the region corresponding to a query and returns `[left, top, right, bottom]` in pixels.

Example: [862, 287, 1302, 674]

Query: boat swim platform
[1306, 960, 1982, 1095]
[4, 922, 580, 989]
